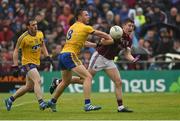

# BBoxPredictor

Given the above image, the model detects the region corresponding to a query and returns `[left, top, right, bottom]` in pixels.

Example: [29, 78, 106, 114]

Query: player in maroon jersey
[50, 18, 139, 112]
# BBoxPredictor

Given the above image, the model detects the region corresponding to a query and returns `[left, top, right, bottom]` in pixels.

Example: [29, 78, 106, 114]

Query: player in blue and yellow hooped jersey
[4, 18, 53, 111]
[47, 8, 114, 112]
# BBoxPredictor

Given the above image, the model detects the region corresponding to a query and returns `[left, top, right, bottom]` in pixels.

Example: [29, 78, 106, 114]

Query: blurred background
[0, 0, 180, 72]
[0, 1, 180, 119]
[0, 0, 180, 93]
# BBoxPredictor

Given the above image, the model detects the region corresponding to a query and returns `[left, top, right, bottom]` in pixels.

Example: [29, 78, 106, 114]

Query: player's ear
[26, 25, 30, 30]
[122, 23, 125, 28]
[78, 15, 82, 20]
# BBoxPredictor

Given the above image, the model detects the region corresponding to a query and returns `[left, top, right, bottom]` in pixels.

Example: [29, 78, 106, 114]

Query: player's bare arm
[41, 41, 54, 67]
[85, 41, 97, 48]
[42, 41, 49, 57]
[12, 38, 21, 66]
[93, 30, 114, 45]
[12, 48, 19, 66]
[123, 47, 135, 62]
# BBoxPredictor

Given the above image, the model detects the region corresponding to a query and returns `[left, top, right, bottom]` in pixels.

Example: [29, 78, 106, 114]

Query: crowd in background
[0, 0, 180, 72]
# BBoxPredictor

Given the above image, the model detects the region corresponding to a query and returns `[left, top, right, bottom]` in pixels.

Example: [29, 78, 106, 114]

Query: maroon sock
[117, 99, 123, 106]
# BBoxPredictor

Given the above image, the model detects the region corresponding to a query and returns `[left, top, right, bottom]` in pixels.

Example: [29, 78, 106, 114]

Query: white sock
[118, 105, 124, 110]
[8, 98, 13, 103]
[85, 103, 91, 106]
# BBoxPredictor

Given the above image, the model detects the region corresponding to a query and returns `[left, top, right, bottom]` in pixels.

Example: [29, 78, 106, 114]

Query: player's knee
[81, 73, 92, 81]
[114, 79, 122, 87]
[34, 80, 41, 85]
[26, 85, 34, 91]
[65, 81, 70, 86]
[61, 80, 70, 87]
[28, 86, 34, 91]
[86, 74, 92, 81]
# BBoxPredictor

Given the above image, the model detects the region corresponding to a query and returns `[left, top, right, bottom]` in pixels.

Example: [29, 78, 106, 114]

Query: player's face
[27, 20, 38, 34]
[81, 11, 90, 24]
[123, 22, 134, 35]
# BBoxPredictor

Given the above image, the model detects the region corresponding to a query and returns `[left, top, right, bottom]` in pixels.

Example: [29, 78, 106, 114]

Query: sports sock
[58, 79, 62, 83]
[8, 96, 15, 103]
[117, 99, 123, 106]
[38, 99, 44, 104]
[85, 99, 91, 105]
[51, 98, 57, 103]
[118, 105, 125, 110]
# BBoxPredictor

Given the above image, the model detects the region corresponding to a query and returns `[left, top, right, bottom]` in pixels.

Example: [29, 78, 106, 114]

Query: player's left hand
[45, 56, 55, 68]
[132, 55, 140, 63]
[96, 41, 102, 47]
[96, 39, 103, 47]
[11, 65, 20, 77]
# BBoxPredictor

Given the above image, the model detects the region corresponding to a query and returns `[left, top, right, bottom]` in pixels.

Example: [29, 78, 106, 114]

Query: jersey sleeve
[16, 34, 25, 49]
[38, 31, 44, 44]
[128, 37, 132, 48]
[84, 25, 95, 34]
[121, 34, 132, 48]
[39, 31, 44, 41]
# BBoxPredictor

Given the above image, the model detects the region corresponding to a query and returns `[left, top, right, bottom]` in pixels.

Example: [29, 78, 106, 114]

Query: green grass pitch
[0, 93, 180, 120]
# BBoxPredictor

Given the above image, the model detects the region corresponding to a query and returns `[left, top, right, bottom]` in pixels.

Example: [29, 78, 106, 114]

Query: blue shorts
[21, 63, 37, 74]
[58, 52, 82, 70]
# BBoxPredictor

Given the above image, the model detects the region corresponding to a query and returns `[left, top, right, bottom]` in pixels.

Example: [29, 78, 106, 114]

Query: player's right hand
[45, 56, 55, 69]
[132, 55, 140, 63]
[11, 65, 20, 77]
[96, 40, 102, 47]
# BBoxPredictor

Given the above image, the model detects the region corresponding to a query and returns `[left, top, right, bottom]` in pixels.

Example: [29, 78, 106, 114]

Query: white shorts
[88, 51, 117, 71]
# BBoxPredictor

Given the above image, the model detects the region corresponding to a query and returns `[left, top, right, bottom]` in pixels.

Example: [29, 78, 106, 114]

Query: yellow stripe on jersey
[61, 22, 95, 55]
[71, 53, 82, 66]
[16, 31, 44, 65]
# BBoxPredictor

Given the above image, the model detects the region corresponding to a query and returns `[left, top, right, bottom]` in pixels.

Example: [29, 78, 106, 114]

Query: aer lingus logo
[169, 76, 180, 92]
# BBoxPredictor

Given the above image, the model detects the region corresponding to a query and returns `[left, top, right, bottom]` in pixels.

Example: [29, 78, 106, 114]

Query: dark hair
[75, 8, 87, 20]
[122, 18, 134, 25]
[25, 18, 36, 26]
[69, 17, 76, 26]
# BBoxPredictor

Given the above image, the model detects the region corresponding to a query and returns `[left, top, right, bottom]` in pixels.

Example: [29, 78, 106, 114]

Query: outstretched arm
[13, 48, 19, 66]
[93, 30, 114, 45]
[85, 41, 97, 48]
[123, 47, 140, 63]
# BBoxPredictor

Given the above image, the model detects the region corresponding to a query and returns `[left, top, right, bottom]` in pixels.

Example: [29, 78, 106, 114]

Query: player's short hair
[75, 8, 87, 20]
[25, 18, 36, 26]
[122, 18, 134, 25]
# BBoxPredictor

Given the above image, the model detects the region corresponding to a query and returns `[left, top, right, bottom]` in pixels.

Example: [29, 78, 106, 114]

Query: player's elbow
[13, 49, 19, 62]
[13, 48, 18, 56]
